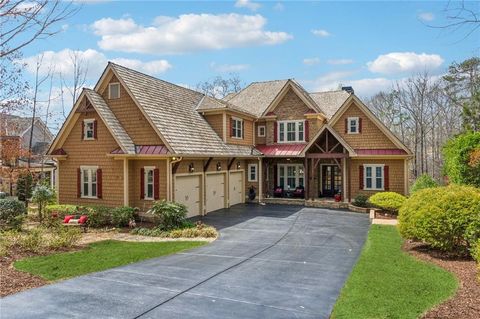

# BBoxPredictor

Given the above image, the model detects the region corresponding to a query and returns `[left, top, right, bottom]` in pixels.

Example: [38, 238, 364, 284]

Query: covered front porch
[259, 126, 353, 203]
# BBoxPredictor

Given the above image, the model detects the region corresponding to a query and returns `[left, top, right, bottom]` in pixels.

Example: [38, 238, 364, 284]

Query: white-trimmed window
[81, 166, 98, 198]
[248, 164, 258, 182]
[83, 119, 95, 140]
[144, 166, 154, 200]
[278, 120, 305, 143]
[348, 117, 359, 134]
[108, 83, 120, 99]
[258, 125, 266, 137]
[277, 164, 304, 189]
[364, 164, 384, 190]
[232, 117, 243, 139]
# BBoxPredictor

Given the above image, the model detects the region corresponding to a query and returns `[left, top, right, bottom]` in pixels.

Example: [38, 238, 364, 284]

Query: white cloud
[303, 57, 320, 66]
[418, 12, 434, 22]
[273, 2, 285, 11]
[210, 62, 250, 73]
[21, 49, 171, 79]
[311, 29, 331, 37]
[92, 14, 292, 55]
[327, 59, 354, 65]
[235, 0, 261, 11]
[367, 52, 444, 75]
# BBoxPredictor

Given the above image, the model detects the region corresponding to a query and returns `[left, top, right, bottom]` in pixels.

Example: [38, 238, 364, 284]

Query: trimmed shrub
[111, 207, 137, 227]
[19, 228, 44, 253]
[45, 205, 79, 218]
[368, 192, 407, 214]
[352, 194, 369, 207]
[150, 200, 188, 230]
[83, 206, 111, 228]
[399, 185, 480, 254]
[169, 226, 217, 238]
[0, 198, 26, 230]
[130, 227, 170, 237]
[410, 174, 438, 194]
[31, 184, 56, 221]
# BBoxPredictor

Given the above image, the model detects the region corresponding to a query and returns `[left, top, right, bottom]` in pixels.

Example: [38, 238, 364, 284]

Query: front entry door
[321, 165, 341, 197]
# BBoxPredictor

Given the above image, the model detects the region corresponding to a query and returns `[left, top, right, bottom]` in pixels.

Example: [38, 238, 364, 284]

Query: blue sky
[18, 0, 479, 128]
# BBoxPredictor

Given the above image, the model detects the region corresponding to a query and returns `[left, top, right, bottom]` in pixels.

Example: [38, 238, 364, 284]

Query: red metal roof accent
[110, 145, 170, 155]
[51, 148, 67, 155]
[256, 144, 305, 156]
[355, 149, 407, 155]
[304, 109, 316, 114]
[265, 111, 276, 116]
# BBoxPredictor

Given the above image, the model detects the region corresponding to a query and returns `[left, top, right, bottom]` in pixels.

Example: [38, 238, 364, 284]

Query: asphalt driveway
[1, 204, 370, 319]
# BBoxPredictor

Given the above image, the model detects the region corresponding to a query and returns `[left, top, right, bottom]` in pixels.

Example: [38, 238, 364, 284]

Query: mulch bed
[375, 211, 397, 220]
[403, 241, 480, 319]
[0, 246, 80, 297]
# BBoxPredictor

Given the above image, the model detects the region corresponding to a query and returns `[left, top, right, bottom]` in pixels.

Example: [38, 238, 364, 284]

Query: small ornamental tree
[410, 174, 438, 194]
[16, 172, 33, 202]
[31, 184, 56, 221]
[443, 132, 480, 187]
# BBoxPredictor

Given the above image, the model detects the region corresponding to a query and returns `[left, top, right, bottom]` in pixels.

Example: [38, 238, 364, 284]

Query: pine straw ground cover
[404, 241, 480, 319]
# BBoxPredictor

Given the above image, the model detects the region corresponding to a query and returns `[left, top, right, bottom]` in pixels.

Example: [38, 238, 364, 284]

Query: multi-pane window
[364, 164, 384, 190]
[144, 167, 154, 200]
[278, 121, 305, 142]
[258, 125, 266, 137]
[232, 118, 243, 139]
[109, 83, 120, 99]
[81, 167, 97, 198]
[84, 119, 95, 140]
[248, 164, 258, 182]
[277, 164, 304, 189]
[348, 117, 359, 134]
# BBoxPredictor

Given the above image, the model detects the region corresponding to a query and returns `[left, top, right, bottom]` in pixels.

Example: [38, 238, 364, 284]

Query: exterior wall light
[188, 163, 195, 173]
[236, 162, 241, 169]
[216, 162, 222, 171]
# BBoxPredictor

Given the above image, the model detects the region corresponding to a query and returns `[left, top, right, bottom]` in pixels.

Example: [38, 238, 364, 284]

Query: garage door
[174, 175, 202, 217]
[205, 173, 226, 213]
[229, 171, 244, 207]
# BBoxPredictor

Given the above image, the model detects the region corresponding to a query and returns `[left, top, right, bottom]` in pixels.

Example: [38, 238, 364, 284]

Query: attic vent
[341, 86, 354, 94]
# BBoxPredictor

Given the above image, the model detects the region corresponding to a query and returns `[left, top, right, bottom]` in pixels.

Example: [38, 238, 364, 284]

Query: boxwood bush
[352, 194, 369, 208]
[399, 185, 480, 254]
[0, 198, 27, 230]
[368, 192, 407, 214]
[410, 174, 438, 194]
[111, 206, 137, 227]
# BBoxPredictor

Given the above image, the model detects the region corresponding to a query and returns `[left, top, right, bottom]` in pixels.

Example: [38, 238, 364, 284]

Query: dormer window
[108, 83, 120, 99]
[347, 117, 359, 134]
[278, 120, 305, 143]
[231, 117, 243, 139]
[83, 119, 96, 140]
[258, 125, 266, 137]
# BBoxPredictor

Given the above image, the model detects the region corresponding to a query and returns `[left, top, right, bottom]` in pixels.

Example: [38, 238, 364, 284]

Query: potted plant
[334, 191, 342, 202]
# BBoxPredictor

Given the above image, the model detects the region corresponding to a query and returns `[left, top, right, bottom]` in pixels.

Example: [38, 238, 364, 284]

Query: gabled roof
[84, 89, 136, 154]
[0, 114, 54, 141]
[309, 90, 351, 119]
[47, 89, 136, 155]
[224, 80, 289, 117]
[196, 95, 257, 118]
[301, 124, 356, 156]
[107, 63, 259, 156]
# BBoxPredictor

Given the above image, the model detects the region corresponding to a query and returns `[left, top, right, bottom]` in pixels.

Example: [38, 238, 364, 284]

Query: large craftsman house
[47, 63, 412, 216]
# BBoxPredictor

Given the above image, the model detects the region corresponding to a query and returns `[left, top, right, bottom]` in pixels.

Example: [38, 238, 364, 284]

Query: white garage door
[174, 175, 202, 217]
[205, 173, 226, 213]
[229, 171, 244, 207]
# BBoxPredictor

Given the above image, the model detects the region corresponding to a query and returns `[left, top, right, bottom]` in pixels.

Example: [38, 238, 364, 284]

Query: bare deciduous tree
[60, 50, 88, 115]
[0, 0, 79, 58]
[196, 73, 243, 99]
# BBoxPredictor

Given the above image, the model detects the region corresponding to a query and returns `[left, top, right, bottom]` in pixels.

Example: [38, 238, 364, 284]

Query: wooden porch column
[123, 158, 129, 206]
[310, 157, 314, 200]
[342, 157, 347, 203]
[304, 157, 308, 201]
[258, 158, 263, 202]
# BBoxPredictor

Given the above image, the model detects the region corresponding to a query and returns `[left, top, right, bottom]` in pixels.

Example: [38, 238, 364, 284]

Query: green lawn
[331, 225, 458, 319]
[14, 240, 206, 281]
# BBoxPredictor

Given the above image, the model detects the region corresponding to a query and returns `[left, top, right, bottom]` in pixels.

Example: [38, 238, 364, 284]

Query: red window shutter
[384, 165, 389, 191]
[305, 121, 309, 142]
[140, 168, 145, 199]
[273, 121, 278, 143]
[77, 168, 81, 198]
[359, 165, 364, 190]
[93, 120, 98, 139]
[242, 121, 245, 139]
[97, 169, 103, 199]
[359, 118, 362, 133]
[154, 168, 160, 200]
[81, 121, 85, 140]
[345, 118, 348, 134]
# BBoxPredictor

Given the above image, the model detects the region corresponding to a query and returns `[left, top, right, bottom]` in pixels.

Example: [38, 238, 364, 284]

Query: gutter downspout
[169, 157, 183, 201]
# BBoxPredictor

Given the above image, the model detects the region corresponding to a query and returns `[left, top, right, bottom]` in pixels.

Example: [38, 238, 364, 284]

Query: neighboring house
[0, 115, 56, 194]
[47, 63, 412, 216]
